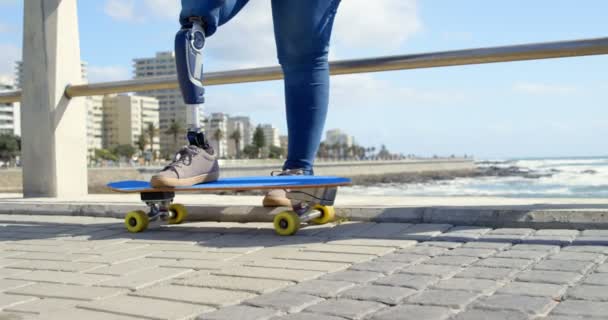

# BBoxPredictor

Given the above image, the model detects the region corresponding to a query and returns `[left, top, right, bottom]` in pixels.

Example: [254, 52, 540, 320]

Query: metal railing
[1, 36, 608, 104]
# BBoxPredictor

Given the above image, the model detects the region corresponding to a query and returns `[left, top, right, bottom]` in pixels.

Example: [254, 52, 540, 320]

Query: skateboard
[107, 175, 352, 236]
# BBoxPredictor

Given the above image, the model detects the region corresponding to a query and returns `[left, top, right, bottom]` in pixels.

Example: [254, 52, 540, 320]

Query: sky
[1, 0, 607, 159]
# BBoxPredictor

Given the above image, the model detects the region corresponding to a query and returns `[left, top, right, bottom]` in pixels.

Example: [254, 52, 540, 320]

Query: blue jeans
[180, 0, 341, 174]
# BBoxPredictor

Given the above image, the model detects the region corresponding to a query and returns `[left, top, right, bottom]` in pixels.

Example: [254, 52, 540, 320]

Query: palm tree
[229, 130, 242, 159]
[214, 128, 224, 158]
[165, 120, 183, 151]
[136, 133, 147, 154]
[144, 122, 159, 157]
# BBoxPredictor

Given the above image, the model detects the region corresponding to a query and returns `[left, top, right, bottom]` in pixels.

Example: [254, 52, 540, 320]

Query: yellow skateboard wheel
[168, 203, 187, 224]
[310, 205, 335, 225]
[273, 211, 300, 236]
[125, 210, 149, 233]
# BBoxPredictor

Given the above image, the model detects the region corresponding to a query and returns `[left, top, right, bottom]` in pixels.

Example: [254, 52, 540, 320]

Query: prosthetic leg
[175, 17, 208, 147]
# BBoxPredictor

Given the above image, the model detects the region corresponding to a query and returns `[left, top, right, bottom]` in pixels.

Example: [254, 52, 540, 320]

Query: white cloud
[0, 43, 20, 84]
[104, 0, 138, 22]
[333, 0, 422, 51]
[87, 65, 131, 82]
[513, 82, 579, 95]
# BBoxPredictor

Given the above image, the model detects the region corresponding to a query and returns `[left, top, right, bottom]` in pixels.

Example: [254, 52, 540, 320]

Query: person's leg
[271, 0, 342, 175]
[180, 0, 250, 35]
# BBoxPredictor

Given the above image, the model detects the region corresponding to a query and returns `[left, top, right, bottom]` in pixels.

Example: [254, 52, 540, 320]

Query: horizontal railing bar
[1, 36, 607, 103]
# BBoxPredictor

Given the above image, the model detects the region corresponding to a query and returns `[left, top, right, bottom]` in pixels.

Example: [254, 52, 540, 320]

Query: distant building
[0, 82, 19, 136]
[16, 61, 88, 89]
[279, 135, 288, 151]
[261, 124, 280, 148]
[325, 129, 354, 147]
[102, 95, 160, 154]
[206, 113, 228, 158]
[133, 51, 205, 156]
[226, 116, 253, 157]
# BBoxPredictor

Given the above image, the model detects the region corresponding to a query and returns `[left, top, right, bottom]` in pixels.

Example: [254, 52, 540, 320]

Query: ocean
[342, 157, 608, 198]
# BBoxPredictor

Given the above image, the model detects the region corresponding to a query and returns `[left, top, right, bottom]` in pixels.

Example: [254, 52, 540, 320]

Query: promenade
[0, 214, 608, 319]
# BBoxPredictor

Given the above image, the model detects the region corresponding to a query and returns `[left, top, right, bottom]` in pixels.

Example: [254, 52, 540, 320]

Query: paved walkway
[0, 215, 607, 320]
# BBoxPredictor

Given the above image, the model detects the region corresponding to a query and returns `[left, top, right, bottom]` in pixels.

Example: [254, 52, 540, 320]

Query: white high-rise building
[261, 124, 280, 148]
[325, 129, 354, 147]
[102, 95, 160, 155]
[0, 82, 19, 136]
[226, 116, 253, 157]
[133, 51, 205, 157]
[206, 113, 228, 158]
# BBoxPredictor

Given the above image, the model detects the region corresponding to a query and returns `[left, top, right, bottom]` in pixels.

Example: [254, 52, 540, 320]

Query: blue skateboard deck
[108, 176, 352, 193]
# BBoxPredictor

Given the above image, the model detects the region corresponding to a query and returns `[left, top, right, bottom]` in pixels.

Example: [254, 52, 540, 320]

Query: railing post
[21, 0, 88, 197]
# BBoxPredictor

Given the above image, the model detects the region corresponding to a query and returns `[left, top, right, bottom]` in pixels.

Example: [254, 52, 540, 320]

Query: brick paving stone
[213, 266, 323, 282]
[442, 248, 496, 258]
[434, 232, 483, 242]
[549, 251, 606, 263]
[285, 279, 355, 298]
[5, 244, 75, 254]
[7, 283, 125, 301]
[432, 278, 502, 294]
[423, 255, 479, 267]
[494, 250, 550, 260]
[400, 264, 462, 279]
[596, 263, 608, 273]
[454, 267, 519, 280]
[174, 273, 292, 294]
[321, 270, 383, 284]
[370, 304, 451, 320]
[245, 259, 349, 272]
[145, 250, 241, 261]
[544, 316, 607, 320]
[41, 308, 143, 320]
[7, 252, 95, 262]
[133, 284, 255, 307]
[96, 267, 192, 290]
[0, 279, 32, 292]
[352, 223, 414, 238]
[516, 270, 583, 285]
[4, 298, 79, 315]
[564, 245, 608, 254]
[197, 305, 279, 320]
[399, 246, 447, 256]
[550, 300, 608, 318]
[567, 284, 608, 301]
[0, 311, 31, 320]
[373, 273, 439, 290]
[522, 235, 575, 246]
[571, 237, 608, 246]
[304, 299, 385, 320]
[374, 252, 429, 265]
[158, 259, 231, 270]
[339, 284, 416, 305]
[0, 260, 23, 268]
[245, 291, 323, 313]
[303, 244, 395, 256]
[477, 234, 525, 243]
[473, 294, 557, 316]
[462, 242, 512, 250]
[488, 228, 535, 236]
[583, 273, 608, 286]
[420, 241, 463, 249]
[327, 238, 417, 249]
[76, 249, 153, 264]
[276, 251, 376, 264]
[407, 289, 480, 309]
[8, 270, 112, 286]
[396, 224, 452, 241]
[0, 268, 30, 278]
[270, 313, 347, 320]
[533, 259, 595, 273]
[349, 260, 406, 274]
[475, 258, 534, 269]
[84, 258, 168, 276]
[450, 309, 529, 320]
[510, 244, 560, 252]
[535, 229, 580, 237]
[78, 294, 214, 319]
[496, 281, 567, 299]
[6, 260, 104, 273]
[0, 293, 36, 309]
[581, 230, 608, 237]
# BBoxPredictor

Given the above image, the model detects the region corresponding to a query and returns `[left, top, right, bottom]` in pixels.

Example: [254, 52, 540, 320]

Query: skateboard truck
[286, 187, 337, 222]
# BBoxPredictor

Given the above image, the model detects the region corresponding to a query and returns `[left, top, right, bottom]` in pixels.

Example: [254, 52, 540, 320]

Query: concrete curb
[2, 202, 608, 229]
